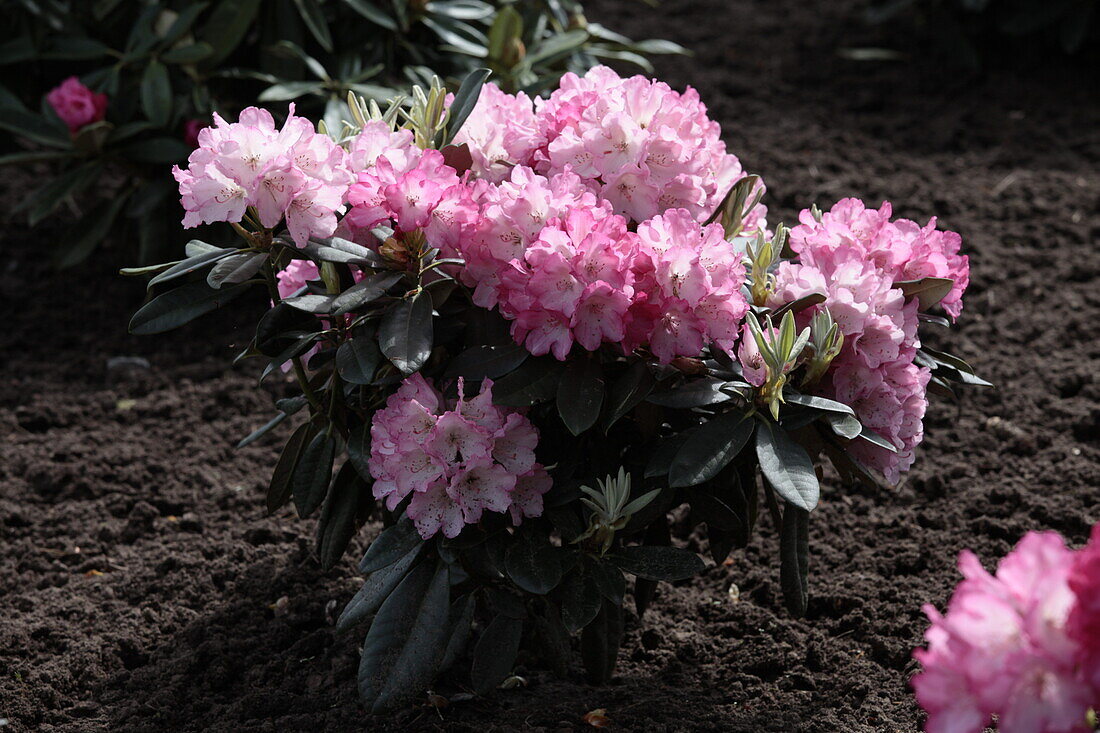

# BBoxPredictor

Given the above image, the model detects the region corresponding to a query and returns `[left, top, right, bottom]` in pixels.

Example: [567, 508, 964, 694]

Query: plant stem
[261, 258, 324, 413]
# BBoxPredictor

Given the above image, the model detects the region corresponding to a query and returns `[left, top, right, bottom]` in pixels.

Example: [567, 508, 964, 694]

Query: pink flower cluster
[172, 105, 353, 246]
[345, 122, 479, 254]
[368, 374, 552, 539]
[47, 77, 107, 134]
[913, 528, 1100, 733]
[455, 66, 767, 228]
[757, 198, 969, 483]
[458, 167, 748, 362]
[789, 198, 969, 320]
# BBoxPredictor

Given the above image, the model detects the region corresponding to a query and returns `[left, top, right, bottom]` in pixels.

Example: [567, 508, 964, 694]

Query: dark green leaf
[896, 276, 955, 310]
[440, 594, 476, 670]
[557, 357, 604, 436]
[292, 429, 336, 518]
[342, 0, 398, 29]
[491, 357, 563, 407]
[824, 412, 862, 440]
[443, 344, 528, 381]
[317, 462, 368, 570]
[589, 557, 626, 605]
[644, 433, 688, 478]
[161, 42, 214, 64]
[199, 0, 263, 69]
[266, 422, 312, 514]
[347, 422, 373, 482]
[443, 67, 491, 145]
[602, 360, 656, 430]
[559, 564, 601, 633]
[161, 3, 210, 46]
[783, 393, 855, 416]
[339, 543, 423, 629]
[580, 599, 622, 685]
[283, 293, 335, 314]
[359, 516, 421, 574]
[258, 81, 322, 102]
[779, 505, 809, 617]
[0, 108, 69, 147]
[256, 301, 319, 356]
[470, 614, 523, 695]
[646, 377, 732, 408]
[359, 561, 451, 712]
[24, 164, 101, 225]
[207, 252, 267, 288]
[504, 529, 564, 594]
[379, 292, 433, 374]
[141, 60, 172, 127]
[292, 0, 334, 52]
[149, 245, 236, 287]
[608, 545, 705, 582]
[337, 332, 382, 384]
[333, 271, 403, 315]
[755, 419, 819, 512]
[120, 136, 192, 163]
[129, 281, 251, 335]
[525, 29, 589, 67]
[669, 411, 754, 488]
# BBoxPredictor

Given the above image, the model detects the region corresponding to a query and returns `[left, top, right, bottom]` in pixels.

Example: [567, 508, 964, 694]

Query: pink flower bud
[46, 77, 108, 134]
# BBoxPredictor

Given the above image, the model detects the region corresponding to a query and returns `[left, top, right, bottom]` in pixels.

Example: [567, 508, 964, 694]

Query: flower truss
[913, 526, 1100, 733]
[129, 66, 984, 712]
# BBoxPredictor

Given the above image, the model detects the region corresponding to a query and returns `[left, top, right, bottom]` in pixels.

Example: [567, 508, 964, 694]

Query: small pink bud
[46, 77, 108, 134]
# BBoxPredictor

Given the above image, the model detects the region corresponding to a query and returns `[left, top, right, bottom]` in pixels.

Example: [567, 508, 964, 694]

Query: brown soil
[2, 1, 1099, 731]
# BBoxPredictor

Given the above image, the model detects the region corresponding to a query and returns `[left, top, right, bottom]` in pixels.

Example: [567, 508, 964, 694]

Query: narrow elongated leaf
[0, 108, 69, 147]
[292, 430, 336, 518]
[55, 192, 129, 269]
[292, 0, 334, 52]
[896, 276, 954, 310]
[359, 516, 421, 574]
[338, 543, 423, 631]
[440, 594, 477, 670]
[333, 271, 403, 315]
[557, 357, 604, 436]
[199, 0, 263, 69]
[857, 425, 898, 452]
[442, 344, 527, 381]
[560, 565, 602, 633]
[608, 545, 705, 582]
[141, 60, 172, 127]
[379, 292, 433, 374]
[359, 561, 451, 712]
[589, 557, 626, 606]
[444, 67, 491, 145]
[347, 422, 373, 481]
[266, 422, 312, 514]
[149, 246, 235, 287]
[470, 614, 523, 694]
[317, 462, 368, 570]
[755, 419, 819, 511]
[492, 357, 563, 407]
[780, 505, 809, 617]
[783, 393, 855, 415]
[342, 0, 398, 29]
[258, 81, 322, 102]
[120, 137, 192, 163]
[669, 411, 754, 488]
[337, 334, 381, 385]
[504, 530, 564, 594]
[256, 302, 318, 356]
[824, 412, 862, 440]
[602, 360, 656, 430]
[161, 42, 213, 64]
[283, 293, 335, 314]
[24, 164, 101, 225]
[129, 281, 251, 334]
[580, 599, 622, 685]
[208, 252, 267, 288]
[646, 378, 732, 408]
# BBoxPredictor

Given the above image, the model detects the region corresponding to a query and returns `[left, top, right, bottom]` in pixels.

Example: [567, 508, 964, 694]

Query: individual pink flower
[47, 77, 107, 134]
[913, 531, 1099, 733]
[368, 374, 551, 539]
[275, 258, 319, 300]
[789, 198, 969, 319]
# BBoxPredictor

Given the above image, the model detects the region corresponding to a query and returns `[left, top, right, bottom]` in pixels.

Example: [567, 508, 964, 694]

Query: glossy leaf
[379, 292, 433, 374]
[141, 60, 172, 127]
[557, 357, 604, 436]
[560, 564, 602, 633]
[129, 281, 251, 335]
[608, 545, 705, 582]
[492, 357, 563, 407]
[669, 411, 754, 488]
[292, 430, 336, 518]
[346, 422, 373, 482]
[780, 505, 809, 617]
[207, 252, 267, 288]
[755, 419, 819, 512]
[333, 271, 403, 315]
[580, 599, 622, 685]
[602, 360, 656, 430]
[359, 516, 421, 574]
[470, 614, 523, 694]
[149, 246, 236, 287]
[317, 462, 368, 570]
[338, 542, 423, 630]
[358, 561, 451, 712]
[443, 344, 528, 381]
[266, 422, 312, 514]
[443, 67, 491, 145]
[336, 332, 382, 385]
[504, 529, 564, 594]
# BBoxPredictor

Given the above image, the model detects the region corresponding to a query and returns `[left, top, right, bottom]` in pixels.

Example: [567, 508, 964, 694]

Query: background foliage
[0, 0, 683, 266]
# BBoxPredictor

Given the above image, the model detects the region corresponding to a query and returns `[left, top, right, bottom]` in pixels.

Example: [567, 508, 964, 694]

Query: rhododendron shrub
[129, 68, 983, 712]
[913, 526, 1100, 733]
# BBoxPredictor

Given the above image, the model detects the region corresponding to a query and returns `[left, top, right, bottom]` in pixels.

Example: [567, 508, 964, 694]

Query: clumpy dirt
[2, 0, 1099, 730]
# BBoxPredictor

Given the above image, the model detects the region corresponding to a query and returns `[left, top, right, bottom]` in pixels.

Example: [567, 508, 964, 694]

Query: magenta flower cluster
[760, 198, 969, 483]
[913, 526, 1100, 733]
[173, 106, 353, 246]
[368, 374, 552, 539]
